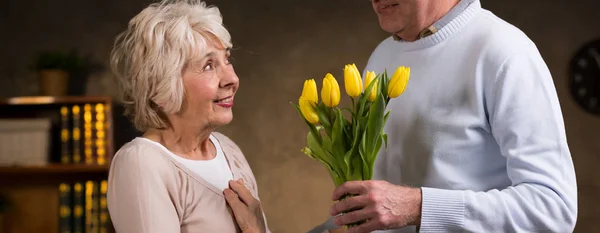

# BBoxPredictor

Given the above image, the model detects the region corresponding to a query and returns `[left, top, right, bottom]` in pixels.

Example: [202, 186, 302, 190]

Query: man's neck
[396, 0, 460, 41]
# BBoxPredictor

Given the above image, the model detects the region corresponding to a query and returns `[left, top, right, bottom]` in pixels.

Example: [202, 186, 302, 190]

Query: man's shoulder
[371, 36, 396, 53]
[467, 9, 537, 56]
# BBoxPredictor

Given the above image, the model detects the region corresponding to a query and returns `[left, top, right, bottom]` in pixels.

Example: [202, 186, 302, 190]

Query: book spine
[58, 183, 72, 233]
[72, 105, 82, 164]
[60, 106, 71, 164]
[72, 182, 84, 233]
[59, 106, 72, 233]
[85, 180, 101, 233]
[94, 103, 107, 165]
[83, 104, 93, 165]
[99, 180, 109, 233]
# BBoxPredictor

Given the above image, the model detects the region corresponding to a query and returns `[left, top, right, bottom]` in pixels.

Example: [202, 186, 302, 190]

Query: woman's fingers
[229, 179, 257, 207]
[224, 188, 246, 210]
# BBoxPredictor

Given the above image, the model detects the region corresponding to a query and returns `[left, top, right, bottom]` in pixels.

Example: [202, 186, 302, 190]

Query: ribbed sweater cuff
[419, 187, 465, 232]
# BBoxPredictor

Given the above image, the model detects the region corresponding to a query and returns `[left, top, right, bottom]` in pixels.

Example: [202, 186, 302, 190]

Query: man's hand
[224, 179, 266, 233]
[330, 180, 422, 233]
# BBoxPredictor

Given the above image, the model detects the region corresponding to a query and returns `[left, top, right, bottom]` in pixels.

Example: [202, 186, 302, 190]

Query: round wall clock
[569, 39, 600, 116]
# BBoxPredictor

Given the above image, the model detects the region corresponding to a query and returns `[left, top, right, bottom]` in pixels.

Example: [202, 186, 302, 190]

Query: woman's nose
[220, 67, 239, 88]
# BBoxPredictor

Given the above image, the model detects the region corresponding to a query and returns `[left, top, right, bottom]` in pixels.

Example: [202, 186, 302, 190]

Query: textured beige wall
[1, 0, 599, 232]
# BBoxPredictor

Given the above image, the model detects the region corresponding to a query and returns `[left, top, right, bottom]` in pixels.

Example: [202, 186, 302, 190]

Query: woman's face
[179, 40, 239, 129]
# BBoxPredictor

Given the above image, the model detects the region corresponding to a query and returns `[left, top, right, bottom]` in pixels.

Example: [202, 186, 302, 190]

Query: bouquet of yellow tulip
[293, 64, 410, 187]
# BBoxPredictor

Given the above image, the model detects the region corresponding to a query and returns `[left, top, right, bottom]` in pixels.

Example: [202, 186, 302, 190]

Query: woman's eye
[203, 63, 214, 71]
[226, 56, 233, 65]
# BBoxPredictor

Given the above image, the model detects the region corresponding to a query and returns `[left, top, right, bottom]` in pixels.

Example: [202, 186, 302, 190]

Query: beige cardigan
[107, 132, 270, 233]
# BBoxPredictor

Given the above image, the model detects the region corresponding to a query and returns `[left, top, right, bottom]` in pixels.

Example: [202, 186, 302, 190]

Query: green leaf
[359, 131, 369, 180]
[302, 146, 342, 186]
[306, 130, 348, 181]
[343, 148, 353, 180]
[357, 75, 381, 118]
[366, 136, 383, 179]
[292, 103, 322, 144]
[365, 92, 385, 166]
[383, 133, 388, 151]
[343, 123, 353, 147]
[322, 133, 333, 154]
[359, 114, 369, 133]
[327, 168, 344, 187]
[384, 110, 391, 125]
[382, 69, 390, 103]
[316, 103, 332, 138]
[331, 109, 349, 178]
[307, 131, 330, 164]
[344, 147, 363, 181]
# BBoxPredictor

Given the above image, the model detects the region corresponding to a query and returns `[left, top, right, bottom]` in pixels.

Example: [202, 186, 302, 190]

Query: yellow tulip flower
[321, 73, 340, 107]
[301, 79, 318, 104]
[364, 71, 378, 101]
[344, 64, 363, 98]
[388, 66, 410, 98]
[299, 97, 319, 124]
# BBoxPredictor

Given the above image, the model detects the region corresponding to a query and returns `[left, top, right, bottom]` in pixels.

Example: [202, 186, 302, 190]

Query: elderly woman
[107, 0, 268, 232]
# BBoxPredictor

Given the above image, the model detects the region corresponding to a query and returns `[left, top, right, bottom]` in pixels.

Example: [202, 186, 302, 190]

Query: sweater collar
[393, 0, 477, 41]
[393, 0, 481, 51]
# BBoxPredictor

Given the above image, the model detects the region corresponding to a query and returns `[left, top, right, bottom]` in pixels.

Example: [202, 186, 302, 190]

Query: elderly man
[321, 0, 578, 232]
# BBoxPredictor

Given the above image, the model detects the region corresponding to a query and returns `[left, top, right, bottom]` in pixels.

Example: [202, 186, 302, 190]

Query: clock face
[569, 39, 600, 115]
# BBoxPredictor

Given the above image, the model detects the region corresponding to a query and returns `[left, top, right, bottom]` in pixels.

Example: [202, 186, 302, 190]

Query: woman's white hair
[110, 0, 232, 132]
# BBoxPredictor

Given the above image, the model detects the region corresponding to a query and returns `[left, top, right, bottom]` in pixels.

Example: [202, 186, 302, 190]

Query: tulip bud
[321, 73, 341, 107]
[388, 66, 410, 98]
[299, 97, 319, 124]
[344, 64, 363, 98]
[364, 71, 377, 101]
[301, 79, 318, 104]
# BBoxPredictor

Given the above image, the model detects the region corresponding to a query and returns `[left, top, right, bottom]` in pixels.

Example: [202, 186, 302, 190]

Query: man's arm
[419, 45, 577, 232]
[330, 45, 577, 233]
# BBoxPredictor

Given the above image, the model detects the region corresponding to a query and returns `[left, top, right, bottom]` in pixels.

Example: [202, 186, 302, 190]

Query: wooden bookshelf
[0, 96, 112, 106]
[0, 95, 115, 165]
[0, 96, 115, 233]
[0, 164, 109, 186]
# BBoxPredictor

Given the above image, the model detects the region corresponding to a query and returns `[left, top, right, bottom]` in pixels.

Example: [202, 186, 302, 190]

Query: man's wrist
[410, 187, 423, 226]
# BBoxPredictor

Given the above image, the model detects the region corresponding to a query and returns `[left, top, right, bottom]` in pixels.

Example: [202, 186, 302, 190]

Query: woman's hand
[224, 179, 266, 233]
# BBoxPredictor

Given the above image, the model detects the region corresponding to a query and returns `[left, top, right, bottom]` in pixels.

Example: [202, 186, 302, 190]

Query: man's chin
[378, 21, 403, 35]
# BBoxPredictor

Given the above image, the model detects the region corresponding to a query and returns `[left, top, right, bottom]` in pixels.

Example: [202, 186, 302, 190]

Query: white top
[364, 0, 577, 232]
[135, 135, 233, 191]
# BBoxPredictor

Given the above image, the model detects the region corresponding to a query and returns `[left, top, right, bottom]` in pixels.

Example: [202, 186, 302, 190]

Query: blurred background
[0, 0, 598, 232]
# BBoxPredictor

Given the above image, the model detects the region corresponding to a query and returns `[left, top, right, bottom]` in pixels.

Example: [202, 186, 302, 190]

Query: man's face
[371, 0, 417, 35]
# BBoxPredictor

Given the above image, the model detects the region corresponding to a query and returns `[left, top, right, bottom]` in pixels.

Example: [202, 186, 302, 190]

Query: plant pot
[39, 69, 69, 96]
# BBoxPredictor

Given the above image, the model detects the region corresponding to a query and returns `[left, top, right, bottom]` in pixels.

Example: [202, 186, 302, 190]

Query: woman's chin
[213, 114, 234, 126]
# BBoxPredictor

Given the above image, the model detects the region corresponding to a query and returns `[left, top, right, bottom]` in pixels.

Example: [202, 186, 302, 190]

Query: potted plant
[33, 50, 86, 96]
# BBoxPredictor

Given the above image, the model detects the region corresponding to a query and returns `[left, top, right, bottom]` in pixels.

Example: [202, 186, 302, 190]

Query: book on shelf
[53, 99, 112, 233]
[58, 183, 72, 233]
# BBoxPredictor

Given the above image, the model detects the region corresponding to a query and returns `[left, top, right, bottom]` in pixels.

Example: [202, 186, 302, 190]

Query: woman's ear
[150, 100, 164, 110]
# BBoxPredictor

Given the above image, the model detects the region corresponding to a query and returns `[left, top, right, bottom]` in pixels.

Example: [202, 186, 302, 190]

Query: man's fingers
[333, 208, 374, 227]
[330, 194, 369, 216]
[346, 217, 385, 233]
[229, 180, 256, 206]
[332, 181, 369, 201]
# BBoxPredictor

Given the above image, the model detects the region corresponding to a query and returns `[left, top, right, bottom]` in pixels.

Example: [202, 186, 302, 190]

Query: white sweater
[366, 1, 577, 232]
